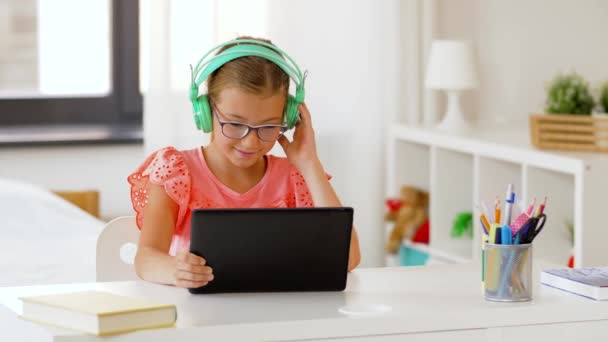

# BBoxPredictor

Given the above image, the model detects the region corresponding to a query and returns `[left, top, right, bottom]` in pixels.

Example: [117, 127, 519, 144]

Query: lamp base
[435, 90, 471, 133]
[437, 111, 471, 132]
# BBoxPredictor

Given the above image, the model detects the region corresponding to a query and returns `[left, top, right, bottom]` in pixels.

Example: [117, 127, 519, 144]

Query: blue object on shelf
[399, 244, 429, 266]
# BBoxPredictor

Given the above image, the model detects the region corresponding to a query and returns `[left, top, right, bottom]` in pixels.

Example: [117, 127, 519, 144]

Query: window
[0, 0, 141, 145]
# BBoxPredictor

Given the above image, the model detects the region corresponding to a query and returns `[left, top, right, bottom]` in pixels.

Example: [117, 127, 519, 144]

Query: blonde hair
[207, 36, 290, 106]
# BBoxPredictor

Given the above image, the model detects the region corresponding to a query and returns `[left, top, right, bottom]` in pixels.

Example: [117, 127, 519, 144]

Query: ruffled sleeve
[127, 147, 191, 233]
[289, 168, 332, 207]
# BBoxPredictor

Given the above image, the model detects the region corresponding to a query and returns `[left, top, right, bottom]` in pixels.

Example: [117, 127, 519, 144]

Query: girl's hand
[278, 103, 320, 173]
[174, 250, 214, 288]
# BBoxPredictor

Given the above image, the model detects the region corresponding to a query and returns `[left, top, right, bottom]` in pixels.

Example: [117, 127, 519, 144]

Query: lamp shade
[424, 40, 478, 90]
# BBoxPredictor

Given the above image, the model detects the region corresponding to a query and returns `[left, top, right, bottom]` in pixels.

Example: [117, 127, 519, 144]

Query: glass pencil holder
[483, 243, 533, 302]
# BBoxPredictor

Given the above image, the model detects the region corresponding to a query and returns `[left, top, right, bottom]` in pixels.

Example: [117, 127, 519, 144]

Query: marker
[495, 227, 503, 244]
[490, 223, 499, 244]
[502, 184, 515, 226]
[501, 225, 513, 245]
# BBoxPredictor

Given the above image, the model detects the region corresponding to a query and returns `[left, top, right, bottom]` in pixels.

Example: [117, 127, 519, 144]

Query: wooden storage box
[529, 114, 608, 152]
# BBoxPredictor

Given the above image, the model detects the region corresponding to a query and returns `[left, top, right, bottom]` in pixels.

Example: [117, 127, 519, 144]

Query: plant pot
[592, 112, 608, 148]
[529, 113, 608, 152]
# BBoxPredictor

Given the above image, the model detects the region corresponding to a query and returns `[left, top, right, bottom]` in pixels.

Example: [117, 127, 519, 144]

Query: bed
[0, 178, 105, 287]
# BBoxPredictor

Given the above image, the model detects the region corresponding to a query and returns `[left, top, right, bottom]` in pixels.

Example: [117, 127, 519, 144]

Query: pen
[501, 184, 515, 227]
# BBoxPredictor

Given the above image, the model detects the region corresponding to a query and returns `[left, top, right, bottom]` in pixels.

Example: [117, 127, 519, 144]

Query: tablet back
[188, 207, 353, 294]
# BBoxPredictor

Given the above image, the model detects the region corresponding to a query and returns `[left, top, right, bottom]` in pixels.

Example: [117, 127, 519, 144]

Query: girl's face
[211, 87, 286, 169]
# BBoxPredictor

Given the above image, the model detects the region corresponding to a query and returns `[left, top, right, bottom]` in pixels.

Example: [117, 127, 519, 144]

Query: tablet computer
[188, 207, 353, 294]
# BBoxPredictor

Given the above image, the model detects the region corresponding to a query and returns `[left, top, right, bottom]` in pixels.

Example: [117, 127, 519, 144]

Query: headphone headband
[189, 39, 306, 132]
[191, 39, 304, 88]
[194, 45, 302, 89]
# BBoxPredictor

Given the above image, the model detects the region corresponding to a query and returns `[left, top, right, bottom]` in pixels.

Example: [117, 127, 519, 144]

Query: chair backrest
[96, 216, 140, 282]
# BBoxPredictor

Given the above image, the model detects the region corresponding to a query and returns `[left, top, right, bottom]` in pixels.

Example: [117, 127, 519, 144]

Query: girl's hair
[207, 36, 290, 107]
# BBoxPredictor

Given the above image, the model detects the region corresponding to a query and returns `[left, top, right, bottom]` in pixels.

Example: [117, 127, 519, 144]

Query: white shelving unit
[386, 122, 608, 268]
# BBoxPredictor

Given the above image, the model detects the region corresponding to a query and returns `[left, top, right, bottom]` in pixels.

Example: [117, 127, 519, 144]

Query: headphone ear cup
[191, 99, 204, 131]
[285, 95, 301, 129]
[195, 95, 213, 133]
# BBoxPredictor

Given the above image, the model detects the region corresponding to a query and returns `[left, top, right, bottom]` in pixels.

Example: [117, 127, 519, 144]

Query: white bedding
[0, 178, 105, 286]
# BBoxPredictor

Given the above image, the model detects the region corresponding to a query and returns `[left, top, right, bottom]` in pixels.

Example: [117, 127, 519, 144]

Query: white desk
[2, 263, 608, 341]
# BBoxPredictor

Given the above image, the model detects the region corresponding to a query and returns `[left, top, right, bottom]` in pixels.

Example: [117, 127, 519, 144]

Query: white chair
[96, 216, 140, 282]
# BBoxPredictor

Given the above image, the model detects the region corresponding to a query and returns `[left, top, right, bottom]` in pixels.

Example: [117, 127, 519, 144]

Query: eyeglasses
[213, 106, 287, 142]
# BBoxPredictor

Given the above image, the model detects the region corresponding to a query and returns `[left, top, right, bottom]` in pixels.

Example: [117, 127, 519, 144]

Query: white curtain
[141, 0, 401, 267]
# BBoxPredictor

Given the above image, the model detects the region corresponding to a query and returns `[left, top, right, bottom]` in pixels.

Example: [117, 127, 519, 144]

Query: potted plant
[529, 72, 605, 152]
[545, 72, 595, 115]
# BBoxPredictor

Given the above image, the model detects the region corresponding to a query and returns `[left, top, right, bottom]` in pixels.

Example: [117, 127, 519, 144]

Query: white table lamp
[425, 40, 478, 132]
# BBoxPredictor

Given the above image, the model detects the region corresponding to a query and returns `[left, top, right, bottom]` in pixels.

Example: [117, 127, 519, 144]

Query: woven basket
[529, 114, 608, 152]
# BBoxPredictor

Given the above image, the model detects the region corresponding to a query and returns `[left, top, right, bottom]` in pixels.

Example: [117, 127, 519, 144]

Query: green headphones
[189, 39, 306, 133]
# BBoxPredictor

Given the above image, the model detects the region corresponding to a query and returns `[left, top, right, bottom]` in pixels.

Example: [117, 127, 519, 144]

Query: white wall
[0, 145, 144, 219]
[265, 0, 401, 267]
[437, 0, 608, 123]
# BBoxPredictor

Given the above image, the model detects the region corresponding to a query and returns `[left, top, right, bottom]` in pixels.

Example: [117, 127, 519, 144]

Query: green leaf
[600, 81, 608, 113]
[545, 72, 595, 115]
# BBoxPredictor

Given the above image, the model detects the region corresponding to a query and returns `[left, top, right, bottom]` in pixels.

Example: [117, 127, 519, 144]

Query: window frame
[0, 0, 142, 142]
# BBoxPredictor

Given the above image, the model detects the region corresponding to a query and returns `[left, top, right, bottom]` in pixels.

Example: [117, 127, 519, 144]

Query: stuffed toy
[384, 186, 430, 254]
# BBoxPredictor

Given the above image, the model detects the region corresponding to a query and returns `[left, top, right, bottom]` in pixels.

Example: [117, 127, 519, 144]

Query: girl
[128, 36, 361, 288]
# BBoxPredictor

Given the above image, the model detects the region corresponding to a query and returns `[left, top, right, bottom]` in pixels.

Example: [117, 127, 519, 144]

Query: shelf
[385, 241, 471, 268]
[524, 166, 573, 265]
[390, 123, 602, 175]
[386, 140, 431, 197]
[431, 147, 474, 260]
[387, 122, 608, 267]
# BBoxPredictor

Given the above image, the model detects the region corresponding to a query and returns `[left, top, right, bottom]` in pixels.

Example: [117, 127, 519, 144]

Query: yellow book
[19, 290, 177, 336]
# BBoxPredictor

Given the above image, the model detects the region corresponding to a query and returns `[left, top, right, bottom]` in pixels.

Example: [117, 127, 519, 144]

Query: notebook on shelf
[19, 291, 177, 336]
[541, 267, 608, 300]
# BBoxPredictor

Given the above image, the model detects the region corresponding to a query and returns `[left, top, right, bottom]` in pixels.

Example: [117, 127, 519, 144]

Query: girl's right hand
[174, 250, 214, 288]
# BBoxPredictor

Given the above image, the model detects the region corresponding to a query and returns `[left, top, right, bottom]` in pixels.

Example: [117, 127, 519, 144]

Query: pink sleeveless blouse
[128, 146, 328, 255]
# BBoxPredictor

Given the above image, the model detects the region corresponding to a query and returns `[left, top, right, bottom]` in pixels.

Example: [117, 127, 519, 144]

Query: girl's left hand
[278, 103, 320, 173]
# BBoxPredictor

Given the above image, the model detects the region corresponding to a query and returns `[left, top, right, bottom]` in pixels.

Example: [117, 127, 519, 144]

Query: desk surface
[1, 263, 608, 341]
